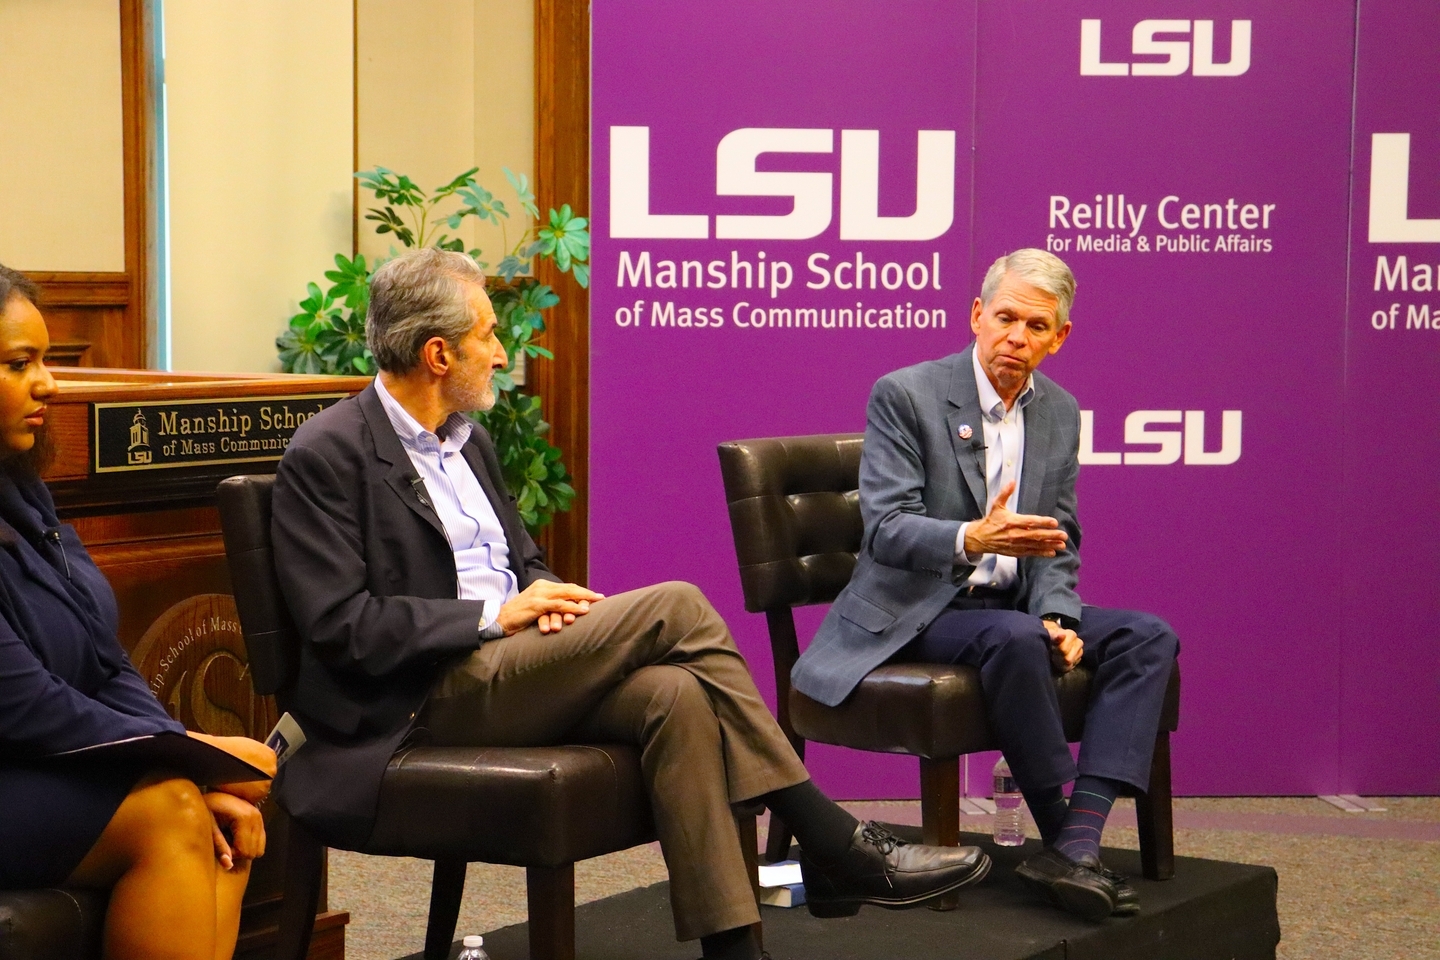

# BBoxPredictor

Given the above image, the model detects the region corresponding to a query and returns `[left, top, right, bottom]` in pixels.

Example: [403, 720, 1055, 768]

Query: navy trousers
[899, 597, 1178, 794]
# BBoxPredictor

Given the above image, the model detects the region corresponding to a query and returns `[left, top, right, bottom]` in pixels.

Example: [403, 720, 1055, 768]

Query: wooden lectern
[44, 368, 373, 960]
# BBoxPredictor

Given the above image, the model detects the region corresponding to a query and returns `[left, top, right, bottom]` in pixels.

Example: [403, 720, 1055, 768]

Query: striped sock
[1054, 776, 1120, 864]
[1021, 785, 1068, 847]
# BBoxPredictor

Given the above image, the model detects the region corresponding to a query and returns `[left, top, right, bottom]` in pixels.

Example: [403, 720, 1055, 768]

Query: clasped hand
[1044, 619, 1083, 674]
[498, 580, 606, 635]
[186, 732, 278, 869]
[962, 481, 1068, 559]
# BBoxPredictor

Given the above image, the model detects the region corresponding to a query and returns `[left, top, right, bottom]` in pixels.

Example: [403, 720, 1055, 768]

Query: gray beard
[450, 375, 497, 414]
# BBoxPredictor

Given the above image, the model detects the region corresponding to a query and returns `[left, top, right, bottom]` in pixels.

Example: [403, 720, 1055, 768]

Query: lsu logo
[608, 126, 956, 241]
[1081, 19, 1252, 77]
[1081, 410, 1242, 466]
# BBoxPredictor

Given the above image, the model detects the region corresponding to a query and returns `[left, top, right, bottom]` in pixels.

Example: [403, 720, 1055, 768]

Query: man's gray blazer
[791, 344, 1084, 708]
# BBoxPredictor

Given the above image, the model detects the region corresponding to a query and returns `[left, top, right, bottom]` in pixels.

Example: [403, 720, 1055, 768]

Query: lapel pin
[958, 424, 973, 440]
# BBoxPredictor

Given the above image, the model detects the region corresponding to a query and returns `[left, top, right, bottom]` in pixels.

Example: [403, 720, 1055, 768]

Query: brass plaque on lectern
[91, 394, 348, 472]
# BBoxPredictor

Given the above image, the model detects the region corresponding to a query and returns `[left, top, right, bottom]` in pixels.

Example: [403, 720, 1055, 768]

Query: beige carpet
[327, 796, 1440, 960]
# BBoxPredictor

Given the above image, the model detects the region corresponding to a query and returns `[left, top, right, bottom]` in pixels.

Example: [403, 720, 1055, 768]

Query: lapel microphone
[42, 528, 72, 581]
[408, 474, 433, 509]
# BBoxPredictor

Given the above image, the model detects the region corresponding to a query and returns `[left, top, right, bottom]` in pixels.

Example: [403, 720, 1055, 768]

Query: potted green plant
[277, 167, 589, 531]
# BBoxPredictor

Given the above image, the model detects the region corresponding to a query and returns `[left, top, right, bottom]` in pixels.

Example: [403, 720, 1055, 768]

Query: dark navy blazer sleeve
[0, 504, 182, 757]
[0, 616, 178, 756]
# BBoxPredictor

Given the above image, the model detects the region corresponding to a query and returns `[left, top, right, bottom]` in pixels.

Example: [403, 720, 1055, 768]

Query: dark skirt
[0, 764, 142, 888]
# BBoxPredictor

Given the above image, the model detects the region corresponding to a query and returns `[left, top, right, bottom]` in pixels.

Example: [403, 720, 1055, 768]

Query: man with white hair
[793, 248, 1179, 921]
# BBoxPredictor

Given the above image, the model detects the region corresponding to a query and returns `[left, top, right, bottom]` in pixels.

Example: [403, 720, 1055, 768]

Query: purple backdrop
[1339, 0, 1440, 794]
[589, 0, 1440, 797]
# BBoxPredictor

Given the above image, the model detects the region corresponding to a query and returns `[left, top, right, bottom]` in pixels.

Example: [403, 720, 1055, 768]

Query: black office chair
[718, 434, 1180, 891]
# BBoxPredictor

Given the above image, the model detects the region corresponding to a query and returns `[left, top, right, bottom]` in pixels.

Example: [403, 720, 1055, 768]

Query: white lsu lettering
[609, 126, 955, 241]
[1368, 134, 1440, 244]
[1081, 19, 1251, 77]
[1080, 410, 1242, 465]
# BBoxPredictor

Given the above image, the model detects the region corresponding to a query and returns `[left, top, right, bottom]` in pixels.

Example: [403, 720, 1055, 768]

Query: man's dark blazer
[271, 383, 558, 847]
[791, 345, 1083, 708]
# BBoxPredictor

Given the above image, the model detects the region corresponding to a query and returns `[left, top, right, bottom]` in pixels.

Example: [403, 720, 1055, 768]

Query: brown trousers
[420, 581, 809, 941]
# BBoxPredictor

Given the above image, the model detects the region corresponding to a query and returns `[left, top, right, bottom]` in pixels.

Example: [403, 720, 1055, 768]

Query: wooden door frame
[119, 0, 155, 365]
[30, 0, 152, 370]
[534, 0, 590, 584]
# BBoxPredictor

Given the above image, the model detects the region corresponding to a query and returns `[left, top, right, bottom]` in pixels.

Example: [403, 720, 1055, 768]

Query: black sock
[759, 779, 858, 864]
[1054, 775, 1120, 864]
[1021, 784, 1068, 847]
[700, 925, 761, 960]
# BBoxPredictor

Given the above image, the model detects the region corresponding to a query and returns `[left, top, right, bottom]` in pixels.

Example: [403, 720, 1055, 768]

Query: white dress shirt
[374, 376, 517, 635]
[955, 347, 1036, 590]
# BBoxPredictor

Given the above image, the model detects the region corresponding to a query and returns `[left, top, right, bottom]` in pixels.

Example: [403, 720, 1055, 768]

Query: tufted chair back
[718, 433, 865, 612]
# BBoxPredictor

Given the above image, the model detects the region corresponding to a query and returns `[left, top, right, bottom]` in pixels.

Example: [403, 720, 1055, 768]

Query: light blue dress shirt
[374, 376, 517, 636]
[955, 346, 1036, 590]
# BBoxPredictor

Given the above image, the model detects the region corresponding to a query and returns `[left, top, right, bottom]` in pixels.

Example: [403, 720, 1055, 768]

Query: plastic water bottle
[992, 757, 1025, 846]
[457, 935, 489, 960]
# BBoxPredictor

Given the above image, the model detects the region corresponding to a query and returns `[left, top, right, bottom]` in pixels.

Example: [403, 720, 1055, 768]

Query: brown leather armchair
[717, 434, 1179, 890]
[216, 474, 704, 960]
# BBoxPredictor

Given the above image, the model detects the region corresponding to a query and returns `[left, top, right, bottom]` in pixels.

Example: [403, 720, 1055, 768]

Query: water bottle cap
[463, 936, 483, 947]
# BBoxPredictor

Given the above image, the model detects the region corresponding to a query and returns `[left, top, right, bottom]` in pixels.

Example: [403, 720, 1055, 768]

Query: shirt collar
[373, 375, 474, 452]
[971, 345, 1034, 422]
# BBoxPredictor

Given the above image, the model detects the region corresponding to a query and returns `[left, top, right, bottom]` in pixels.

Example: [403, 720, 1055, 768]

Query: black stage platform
[404, 835, 1280, 960]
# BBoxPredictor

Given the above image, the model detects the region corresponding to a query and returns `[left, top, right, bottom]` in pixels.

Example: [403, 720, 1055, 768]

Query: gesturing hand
[963, 481, 1068, 559]
[204, 791, 267, 870]
[498, 580, 606, 636]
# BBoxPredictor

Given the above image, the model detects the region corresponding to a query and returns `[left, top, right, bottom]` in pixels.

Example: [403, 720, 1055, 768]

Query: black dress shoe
[1073, 853, 1140, 916]
[799, 821, 991, 917]
[1014, 847, 1120, 921]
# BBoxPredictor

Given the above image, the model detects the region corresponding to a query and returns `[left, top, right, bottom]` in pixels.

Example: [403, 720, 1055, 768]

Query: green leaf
[504, 167, 540, 219]
[495, 255, 528, 283]
[456, 183, 506, 226]
[535, 205, 590, 278]
[435, 167, 481, 197]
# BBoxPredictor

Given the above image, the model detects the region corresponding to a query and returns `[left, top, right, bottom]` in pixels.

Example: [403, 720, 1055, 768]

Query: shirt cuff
[478, 600, 506, 642]
[955, 522, 983, 564]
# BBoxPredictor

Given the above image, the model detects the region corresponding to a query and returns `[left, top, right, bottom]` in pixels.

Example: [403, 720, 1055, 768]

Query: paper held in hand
[46, 731, 271, 787]
[265, 712, 307, 768]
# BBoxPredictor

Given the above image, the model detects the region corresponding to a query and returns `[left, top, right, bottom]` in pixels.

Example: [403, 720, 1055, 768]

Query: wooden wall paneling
[534, 0, 590, 585]
[29, 272, 130, 368]
[118, 0, 153, 369]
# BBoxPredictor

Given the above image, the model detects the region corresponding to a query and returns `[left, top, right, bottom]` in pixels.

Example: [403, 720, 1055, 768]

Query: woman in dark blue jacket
[0, 264, 274, 960]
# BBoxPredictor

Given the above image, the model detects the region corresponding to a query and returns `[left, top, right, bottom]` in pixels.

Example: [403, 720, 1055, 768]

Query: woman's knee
[117, 776, 212, 856]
